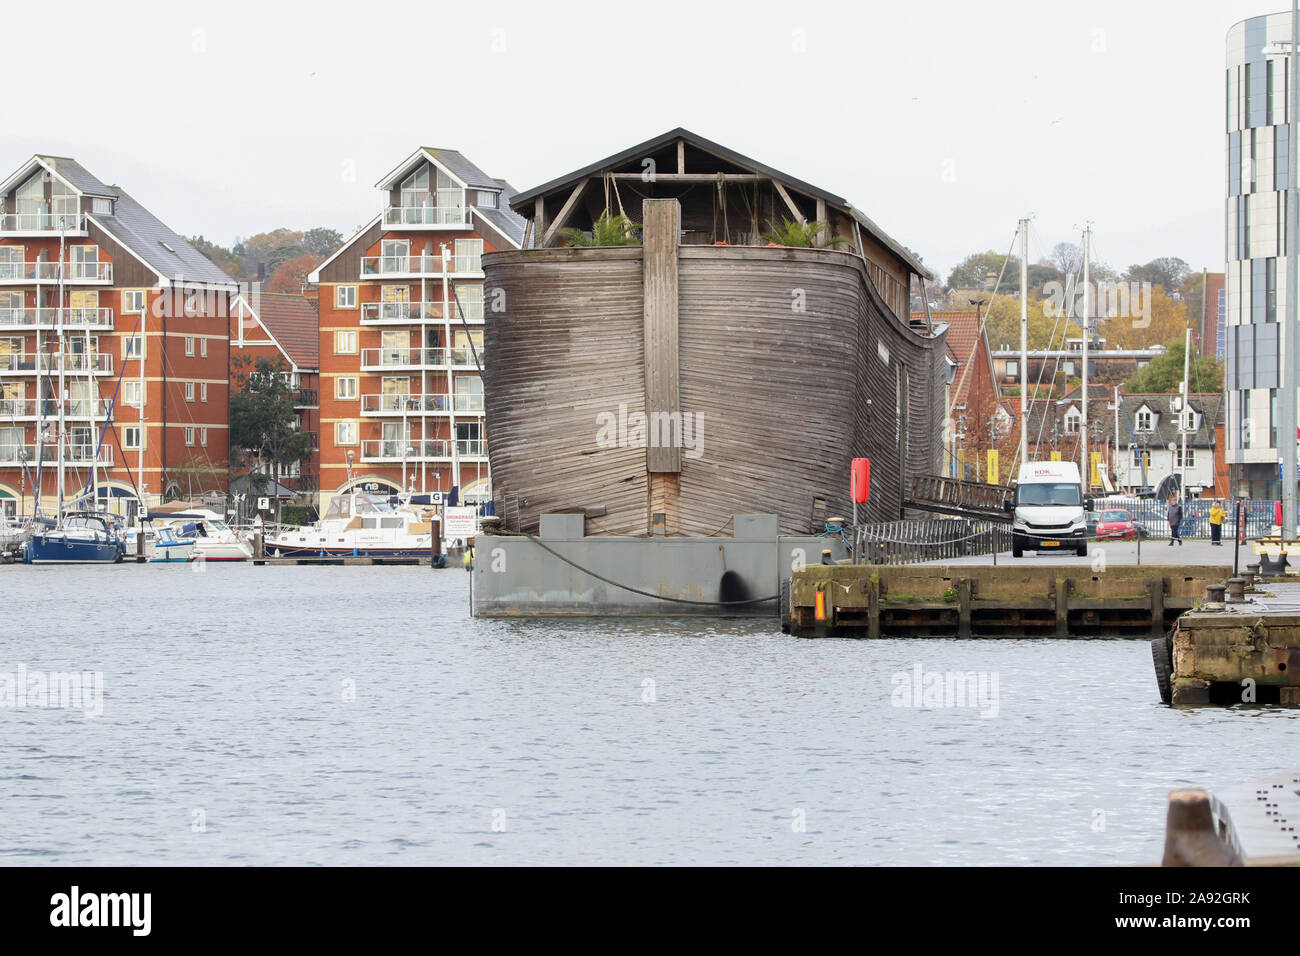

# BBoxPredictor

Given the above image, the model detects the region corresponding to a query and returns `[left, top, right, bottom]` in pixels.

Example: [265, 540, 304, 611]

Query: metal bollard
[1204, 583, 1226, 607]
[1225, 578, 1247, 603]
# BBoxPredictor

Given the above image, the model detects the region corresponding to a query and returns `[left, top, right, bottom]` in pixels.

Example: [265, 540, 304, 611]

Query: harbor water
[2, 563, 1296, 866]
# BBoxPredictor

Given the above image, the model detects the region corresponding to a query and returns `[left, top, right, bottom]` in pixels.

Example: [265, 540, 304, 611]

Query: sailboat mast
[1018, 218, 1029, 467]
[1081, 224, 1091, 487]
[56, 220, 65, 518]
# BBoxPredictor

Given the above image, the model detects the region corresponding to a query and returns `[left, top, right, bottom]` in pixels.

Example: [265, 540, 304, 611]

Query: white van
[1011, 461, 1088, 557]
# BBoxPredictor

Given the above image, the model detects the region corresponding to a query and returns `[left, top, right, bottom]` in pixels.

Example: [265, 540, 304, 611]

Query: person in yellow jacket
[463, 538, 475, 571]
[1209, 500, 1225, 546]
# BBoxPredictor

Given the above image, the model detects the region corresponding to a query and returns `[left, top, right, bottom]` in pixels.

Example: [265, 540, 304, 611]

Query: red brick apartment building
[0, 155, 235, 517]
[309, 148, 526, 513]
[229, 292, 321, 494]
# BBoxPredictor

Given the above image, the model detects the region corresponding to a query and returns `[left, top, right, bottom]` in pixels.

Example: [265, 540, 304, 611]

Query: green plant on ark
[557, 211, 641, 247]
[760, 218, 850, 249]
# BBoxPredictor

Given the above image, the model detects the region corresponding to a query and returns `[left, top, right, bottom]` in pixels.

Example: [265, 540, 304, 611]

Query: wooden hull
[482, 244, 947, 535]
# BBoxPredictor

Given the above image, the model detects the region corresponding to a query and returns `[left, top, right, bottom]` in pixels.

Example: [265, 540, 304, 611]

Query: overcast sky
[0, 0, 1272, 281]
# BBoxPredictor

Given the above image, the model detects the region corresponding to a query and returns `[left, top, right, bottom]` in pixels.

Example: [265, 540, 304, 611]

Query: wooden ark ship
[482, 129, 949, 536]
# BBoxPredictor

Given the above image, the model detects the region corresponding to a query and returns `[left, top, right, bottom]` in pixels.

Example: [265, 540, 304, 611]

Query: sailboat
[21, 221, 124, 564]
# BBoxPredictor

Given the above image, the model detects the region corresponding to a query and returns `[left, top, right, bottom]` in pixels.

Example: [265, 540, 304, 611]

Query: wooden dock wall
[482, 239, 945, 535]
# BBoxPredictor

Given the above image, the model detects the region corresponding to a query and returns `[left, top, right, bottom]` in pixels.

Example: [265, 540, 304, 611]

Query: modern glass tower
[1227, 12, 1296, 498]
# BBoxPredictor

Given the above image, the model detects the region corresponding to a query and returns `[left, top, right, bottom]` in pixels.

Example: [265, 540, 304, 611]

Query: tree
[229, 356, 313, 508]
[302, 227, 343, 258]
[982, 290, 1081, 353]
[1123, 338, 1224, 394]
[1097, 285, 1190, 349]
[188, 235, 241, 279]
[948, 251, 1015, 291]
[1048, 242, 1082, 278]
[265, 253, 321, 294]
[558, 211, 641, 246]
[760, 218, 850, 248]
[1124, 257, 1191, 293]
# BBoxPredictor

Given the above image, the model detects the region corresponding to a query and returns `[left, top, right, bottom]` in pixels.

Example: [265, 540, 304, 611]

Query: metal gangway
[904, 474, 1014, 523]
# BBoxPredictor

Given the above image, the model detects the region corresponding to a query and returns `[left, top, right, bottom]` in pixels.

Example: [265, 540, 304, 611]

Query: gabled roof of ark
[508, 127, 931, 278]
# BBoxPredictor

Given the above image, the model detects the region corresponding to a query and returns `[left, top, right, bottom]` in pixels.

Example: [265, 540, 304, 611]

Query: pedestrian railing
[853, 518, 1011, 565]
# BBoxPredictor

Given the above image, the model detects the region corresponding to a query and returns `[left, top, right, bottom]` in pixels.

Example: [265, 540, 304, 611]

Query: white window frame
[200, 337, 208, 358]
[184, 426, 195, 446]
[121, 290, 146, 314]
[185, 382, 195, 402]
[123, 425, 142, 450]
[184, 336, 195, 356]
[335, 330, 358, 355]
[123, 335, 145, 359]
[1136, 409, 1153, 431]
[336, 376, 358, 400]
[1006, 360, 1018, 377]
[200, 427, 208, 447]
[201, 382, 208, 403]
[335, 420, 357, 446]
[123, 381, 145, 408]
[336, 285, 357, 309]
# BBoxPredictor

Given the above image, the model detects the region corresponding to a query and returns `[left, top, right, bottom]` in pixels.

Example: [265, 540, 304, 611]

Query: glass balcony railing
[382, 205, 471, 227]
[0, 352, 113, 374]
[0, 260, 112, 282]
[360, 438, 487, 460]
[0, 212, 87, 232]
[0, 398, 111, 418]
[0, 307, 114, 329]
[359, 347, 485, 369]
[359, 255, 483, 277]
[0, 442, 112, 464]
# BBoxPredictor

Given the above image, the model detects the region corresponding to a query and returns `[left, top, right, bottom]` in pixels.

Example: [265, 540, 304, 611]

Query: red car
[1095, 509, 1137, 541]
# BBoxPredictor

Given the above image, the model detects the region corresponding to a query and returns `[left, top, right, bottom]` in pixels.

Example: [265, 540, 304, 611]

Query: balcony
[0, 307, 114, 330]
[0, 397, 113, 420]
[0, 212, 88, 236]
[0, 352, 114, 375]
[360, 300, 484, 324]
[359, 438, 487, 463]
[0, 443, 112, 466]
[359, 255, 482, 279]
[382, 205, 471, 228]
[0, 260, 112, 283]
[359, 393, 484, 415]
[293, 388, 318, 408]
[359, 346, 484, 371]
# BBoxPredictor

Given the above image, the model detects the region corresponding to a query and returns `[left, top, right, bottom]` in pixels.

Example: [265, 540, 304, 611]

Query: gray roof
[473, 206, 527, 247]
[424, 148, 499, 190]
[38, 155, 115, 197]
[1120, 394, 1224, 448]
[96, 186, 235, 287]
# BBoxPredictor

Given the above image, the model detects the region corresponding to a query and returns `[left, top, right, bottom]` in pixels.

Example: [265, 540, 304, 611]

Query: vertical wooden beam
[957, 578, 972, 639]
[1055, 577, 1070, 637]
[533, 196, 547, 251]
[677, 140, 685, 173]
[642, 199, 682, 530]
[815, 197, 827, 246]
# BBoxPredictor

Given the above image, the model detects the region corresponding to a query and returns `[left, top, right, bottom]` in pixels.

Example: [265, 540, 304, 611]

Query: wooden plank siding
[317, 220, 384, 284]
[482, 237, 946, 536]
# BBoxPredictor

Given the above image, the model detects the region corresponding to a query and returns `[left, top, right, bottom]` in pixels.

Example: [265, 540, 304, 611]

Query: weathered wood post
[642, 199, 682, 534]
[1161, 789, 1242, 867]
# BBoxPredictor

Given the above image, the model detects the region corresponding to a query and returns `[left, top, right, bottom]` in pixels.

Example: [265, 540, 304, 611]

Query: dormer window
[1136, 408, 1155, 431]
[1181, 409, 1197, 431]
[476, 190, 498, 208]
[92, 198, 113, 216]
[1064, 407, 1080, 433]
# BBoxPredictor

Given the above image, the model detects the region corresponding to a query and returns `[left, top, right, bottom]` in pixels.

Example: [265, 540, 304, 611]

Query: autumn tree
[1123, 338, 1224, 394]
[265, 253, 321, 294]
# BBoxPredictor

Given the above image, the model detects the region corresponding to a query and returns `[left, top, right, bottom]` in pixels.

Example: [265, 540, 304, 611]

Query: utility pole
[1081, 224, 1092, 487]
[1284, 0, 1300, 537]
[1019, 218, 1029, 467]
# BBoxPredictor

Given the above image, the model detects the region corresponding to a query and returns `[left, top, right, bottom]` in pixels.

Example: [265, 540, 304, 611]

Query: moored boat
[123, 521, 198, 563]
[265, 491, 440, 557]
[151, 509, 253, 561]
[23, 512, 125, 564]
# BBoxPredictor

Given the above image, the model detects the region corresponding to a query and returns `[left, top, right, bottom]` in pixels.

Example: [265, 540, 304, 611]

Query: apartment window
[454, 238, 484, 274]
[1266, 258, 1277, 323]
[184, 427, 195, 446]
[1062, 360, 1075, 376]
[1270, 388, 1278, 449]
[185, 382, 195, 402]
[201, 382, 208, 403]
[1175, 447, 1196, 468]
[335, 330, 357, 354]
[336, 285, 357, 309]
[336, 376, 358, 400]
[93, 198, 113, 216]
[477, 191, 498, 208]
[123, 335, 144, 359]
[183, 336, 194, 356]
[335, 420, 357, 445]
[185, 291, 201, 315]
[200, 427, 208, 447]
[123, 426, 141, 450]
[1132, 448, 1149, 469]
[123, 381, 144, 408]
[121, 290, 145, 313]
[1006, 360, 1018, 378]
[1136, 409, 1153, 431]
[200, 337, 208, 357]
[1268, 58, 1276, 125]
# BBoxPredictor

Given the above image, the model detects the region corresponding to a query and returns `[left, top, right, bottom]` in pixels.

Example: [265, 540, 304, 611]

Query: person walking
[1167, 495, 1184, 546]
[1209, 499, 1225, 546]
